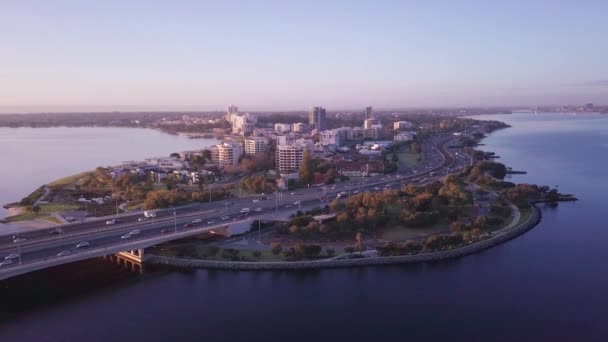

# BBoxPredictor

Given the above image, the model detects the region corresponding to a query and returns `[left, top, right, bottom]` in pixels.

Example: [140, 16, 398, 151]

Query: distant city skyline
[1, 1, 607, 111]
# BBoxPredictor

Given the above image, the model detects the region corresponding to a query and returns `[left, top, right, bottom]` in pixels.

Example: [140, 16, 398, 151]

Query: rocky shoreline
[146, 204, 542, 271]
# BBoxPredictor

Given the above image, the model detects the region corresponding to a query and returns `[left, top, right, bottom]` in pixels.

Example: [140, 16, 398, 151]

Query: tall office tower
[227, 105, 238, 120]
[364, 106, 374, 120]
[308, 106, 327, 131]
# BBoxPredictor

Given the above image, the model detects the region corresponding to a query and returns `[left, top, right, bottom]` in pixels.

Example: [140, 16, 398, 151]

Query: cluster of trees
[466, 161, 508, 182]
[378, 231, 485, 256]
[143, 186, 233, 210]
[241, 175, 274, 194]
[79, 167, 112, 194]
[224, 155, 274, 176]
[502, 184, 543, 207]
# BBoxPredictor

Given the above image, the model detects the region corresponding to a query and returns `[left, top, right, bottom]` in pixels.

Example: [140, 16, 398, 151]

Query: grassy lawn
[48, 171, 92, 189]
[5, 212, 50, 222]
[397, 148, 424, 168]
[39, 203, 80, 213]
[382, 222, 448, 241]
[517, 206, 533, 226]
[152, 242, 336, 262]
[126, 201, 144, 211]
[42, 216, 63, 225]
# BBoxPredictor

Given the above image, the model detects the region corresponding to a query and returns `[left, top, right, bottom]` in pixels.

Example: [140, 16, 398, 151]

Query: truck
[144, 210, 157, 218]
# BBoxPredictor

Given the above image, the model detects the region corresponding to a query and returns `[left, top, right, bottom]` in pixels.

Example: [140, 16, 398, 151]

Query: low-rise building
[393, 121, 414, 130]
[274, 123, 292, 133]
[394, 132, 416, 142]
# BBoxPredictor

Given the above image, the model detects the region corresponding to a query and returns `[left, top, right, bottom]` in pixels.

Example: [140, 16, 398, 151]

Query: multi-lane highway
[0, 133, 471, 279]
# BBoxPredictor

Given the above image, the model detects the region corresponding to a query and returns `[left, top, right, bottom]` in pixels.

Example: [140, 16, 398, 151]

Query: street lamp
[169, 205, 177, 233]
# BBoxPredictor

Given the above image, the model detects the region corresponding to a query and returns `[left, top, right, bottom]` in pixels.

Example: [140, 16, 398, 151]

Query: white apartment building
[244, 137, 268, 156]
[393, 121, 414, 130]
[394, 132, 416, 142]
[320, 129, 345, 147]
[292, 122, 309, 133]
[275, 143, 307, 173]
[274, 123, 292, 133]
[217, 142, 243, 167]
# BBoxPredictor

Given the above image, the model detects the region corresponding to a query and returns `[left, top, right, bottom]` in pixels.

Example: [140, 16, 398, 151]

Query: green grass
[39, 203, 80, 213]
[48, 171, 91, 189]
[382, 222, 448, 241]
[517, 206, 533, 226]
[4, 212, 50, 222]
[42, 216, 63, 225]
[126, 201, 144, 211]
[397, 149, 424, 168]
[19, 186, 46, 205]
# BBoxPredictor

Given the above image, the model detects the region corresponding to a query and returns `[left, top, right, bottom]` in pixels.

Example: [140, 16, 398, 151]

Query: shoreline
[146, 203, 542, 270]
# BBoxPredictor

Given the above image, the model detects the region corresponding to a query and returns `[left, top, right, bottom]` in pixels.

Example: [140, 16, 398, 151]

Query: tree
[271, 242, 283, 255]
[31, 205, 41, 215]
[410, 142, 422, 154]
[170, 152, 181, 159]
[252, 250, 262, 259]
[299, 149, 314, 184]
[356, 231, 364, 251]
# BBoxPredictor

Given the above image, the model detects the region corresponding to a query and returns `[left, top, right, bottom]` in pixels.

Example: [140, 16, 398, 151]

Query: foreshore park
[0, 107, 577, 272]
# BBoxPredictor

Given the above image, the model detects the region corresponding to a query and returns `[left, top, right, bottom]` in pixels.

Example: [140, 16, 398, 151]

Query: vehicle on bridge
[57, 250, 70, 257]
[106, 219, 119, 225]
[144, 210, 157, 218]
[76, 242, 90, 248]
[0, 260, 13, 267]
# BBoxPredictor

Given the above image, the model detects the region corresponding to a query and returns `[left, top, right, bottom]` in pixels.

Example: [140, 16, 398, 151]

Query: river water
[0, 127, 217, 222]
[1, 114, 608, 341]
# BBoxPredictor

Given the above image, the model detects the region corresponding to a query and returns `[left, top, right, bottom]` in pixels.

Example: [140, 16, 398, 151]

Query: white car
[254, 207, 262, 212]
[129, 230, 140, 235]
[121, 234, 132, 239]
[106, 219, 117, 225]
[192, 218, 202, 224]
[76, 242, 90, 248]
[4, 254, 19, 260]
[207, 220, 216, 225]
[13, 238, 26, 243]
[0, 260, 13, 267]
[252, 199, 260, 203]
[240, 208, 250, 213]
[221, 216, 230, 221]
[293, 201, 301, 205]
[57, 250, 71, 257]
[138, 217, 146, 222]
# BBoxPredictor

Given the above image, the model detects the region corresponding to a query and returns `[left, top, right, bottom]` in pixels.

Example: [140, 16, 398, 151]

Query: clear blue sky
[1, 0, 607, 111]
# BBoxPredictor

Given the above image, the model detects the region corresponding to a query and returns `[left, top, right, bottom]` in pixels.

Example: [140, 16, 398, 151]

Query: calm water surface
[0, 127, 217, 221]
[1, 114, 608, 341]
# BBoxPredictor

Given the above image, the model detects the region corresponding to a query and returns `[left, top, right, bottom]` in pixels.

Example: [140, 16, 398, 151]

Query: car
[138, 217, 147, 222]
[13, 238, 26, 243]
[76, 242, 90, 248]
[57, 250, 71, 257]
[207, 220, 216, 225]
[285, 204, 293, 208]
[65, 216, 76, 222]
[353, 190, 359, 194]
[252, 199, 260, 203]
[290, 192, 296, 195]
[50, 228, 63, 235]
[184, 223, 193, 228]
[121, 234, 131, 239]
[4, 254, 19, 260]
[129, 229, 140, 235]
[293, 201, 301, 205]
[106, 219, 117, 225]
[373, 187, 380, 191]
[221, 216, 230, 221]
[240, 208, 250, 213]
[0, 260, 13, 267]
[192, 218, 202, 224]
[254, 207, 262, 212]
[160, 228, 171, 234]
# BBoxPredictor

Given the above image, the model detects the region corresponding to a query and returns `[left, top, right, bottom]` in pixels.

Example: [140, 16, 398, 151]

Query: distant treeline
[0, 112, 220, 128]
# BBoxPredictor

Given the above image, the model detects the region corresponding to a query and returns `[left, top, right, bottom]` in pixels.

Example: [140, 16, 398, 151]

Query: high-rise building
[308, 106, 327, 131]
[363, 118, 380, 129]
[217, 142, 243, 167]
[244, 137, 267, 156]
[365, 106, 374, 120]
[292, 122, 309, 133]
[275, 143, 306, 173]
[226, 105, 238, 121]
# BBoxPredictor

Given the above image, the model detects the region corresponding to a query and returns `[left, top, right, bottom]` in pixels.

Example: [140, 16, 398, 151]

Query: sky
[1, 0, 607, 112]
